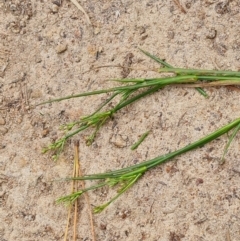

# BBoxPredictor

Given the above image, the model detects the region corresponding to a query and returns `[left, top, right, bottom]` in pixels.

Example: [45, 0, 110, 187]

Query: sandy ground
[1, 0, 240, 240]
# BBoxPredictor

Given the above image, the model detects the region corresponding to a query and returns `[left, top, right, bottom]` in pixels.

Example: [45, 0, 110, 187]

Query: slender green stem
[195, 87, 208, 98]
[37, 89, 117, 105]
[44, 86, 163, 155]
[131, 131, 150, 150]
[221, 122, 240, 163]
[138, 49, 208, 97]
[59, 118, 240, 211]
[159, 68, 240, 77]
[89, 92, 119, 117]
[197, 76, 240, 81]
[94, 173, 142, 213]
[71, 118, 240, 180]
[48, 49, 240, 211]
[39, 75, 197, 105]
[57, 181, 107, 204]
[41, 50, 240, 158]
[147, 118, 240, 169]
[138, 48, 173, 68]
[113, 85, 162, 112]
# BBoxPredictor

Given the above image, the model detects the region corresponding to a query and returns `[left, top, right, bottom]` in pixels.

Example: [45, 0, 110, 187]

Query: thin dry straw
[62, 141, 96, 240]
[75, 141, 96, 241]
[70, 0, 92, 25]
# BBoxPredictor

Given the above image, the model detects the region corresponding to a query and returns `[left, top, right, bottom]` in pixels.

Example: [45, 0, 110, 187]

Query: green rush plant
[39, 49, 240, 211]
[57, 118, 240, 213]
[39, 49, 240, 159]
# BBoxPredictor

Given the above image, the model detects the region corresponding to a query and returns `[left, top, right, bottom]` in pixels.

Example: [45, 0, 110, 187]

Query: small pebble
[51, 4, 59, 13]
[19, 20, 26, 28]
[52, 0, 61, 7]
[10, 4, 17, 12]
[0, 127, 8, 135]
[167, 30, 175, 40]
[206, 27, 217, 39]
[24, 214, 35, 221]
[196, 178, 204, 186]
[0, 117, 6, 125]
[59, 30, 67, 38]
[110, 134, 128, 148]
[87, 45, 97, 56]
[183, 25, 189, 31]
[25, 105, 30, 111]
[10, 24, 20, 33]
[0, 144, 6, 149]
[185, 1, 191, 9]
[56, 43, 67, 54]
[20, 29, 26, 35]
[74, 55, 81, 63]
[113, 25, 124, 34]
[99, 223, 107, 230]
[16, 117, 22, 124]
[139, 26, 146, 35]
[215, 2, 229, 14]
[94, 28, 100, 35]
[141, 34, 148, 41]
[41, 128, 49, 137]
[31, 89, 42, 99]
[35, 56, 42, 63]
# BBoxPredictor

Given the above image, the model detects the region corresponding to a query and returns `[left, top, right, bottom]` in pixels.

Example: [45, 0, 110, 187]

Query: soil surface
[1, 1, 240, 240]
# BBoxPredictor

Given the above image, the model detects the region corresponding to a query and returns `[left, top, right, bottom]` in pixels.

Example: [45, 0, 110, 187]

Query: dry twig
[75, 141, 96, 241]
[63, 141, 81, 241]
[173, 0, 187, 13]
[63, 155, 76, 241]
[73, 141, 79, 241]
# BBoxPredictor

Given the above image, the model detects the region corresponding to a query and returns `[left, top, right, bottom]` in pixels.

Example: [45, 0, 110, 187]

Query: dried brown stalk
[173, 0, 187, 14]
[70, 0, 92, 25]
[75, 141, 96, 241]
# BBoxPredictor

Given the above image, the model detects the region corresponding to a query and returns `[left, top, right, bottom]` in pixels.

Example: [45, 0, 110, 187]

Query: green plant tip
[131, 130, 150, 150]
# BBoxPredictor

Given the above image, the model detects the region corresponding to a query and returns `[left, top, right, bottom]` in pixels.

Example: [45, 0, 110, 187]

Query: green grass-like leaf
[57, 118, 240, 211]
[39, 50, 240, 160]
[131, 130, 150, 150]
